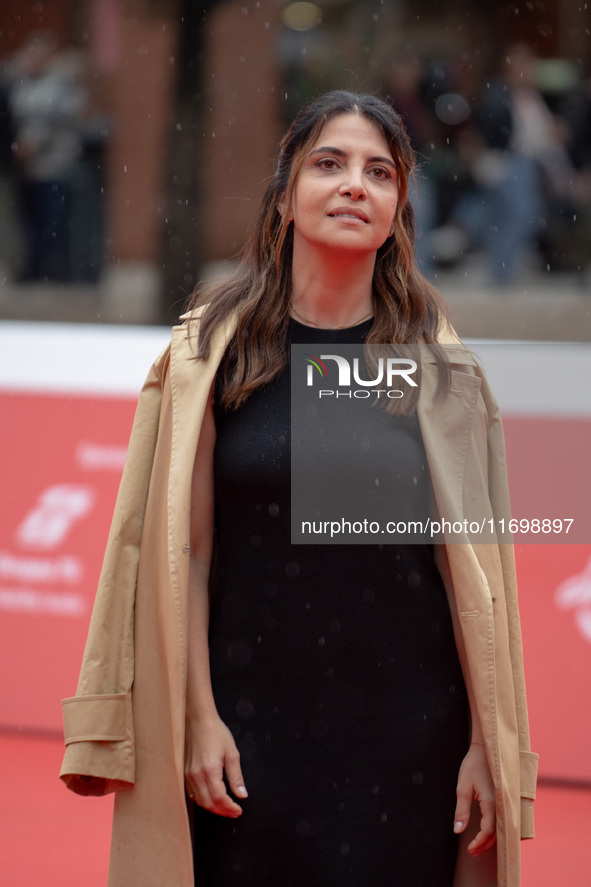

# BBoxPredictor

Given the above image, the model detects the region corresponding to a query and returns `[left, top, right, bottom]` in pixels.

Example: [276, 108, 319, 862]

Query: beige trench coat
[60, 312, 538, 887]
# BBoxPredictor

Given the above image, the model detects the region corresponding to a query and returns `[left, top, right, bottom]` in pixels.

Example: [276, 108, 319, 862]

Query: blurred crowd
[0, 34, 589, 289]
[0, 31, 108, 284]
[388, 44, 591, 285]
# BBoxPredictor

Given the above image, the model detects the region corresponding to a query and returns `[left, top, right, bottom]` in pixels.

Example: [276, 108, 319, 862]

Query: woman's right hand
[185, 713, 248, 818]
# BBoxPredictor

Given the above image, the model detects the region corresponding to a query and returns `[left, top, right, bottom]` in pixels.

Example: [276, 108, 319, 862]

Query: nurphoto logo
[303, 351, 417, 399]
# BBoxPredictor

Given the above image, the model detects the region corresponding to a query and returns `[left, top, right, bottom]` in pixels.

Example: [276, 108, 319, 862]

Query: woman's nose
[338, 167, 367, 199]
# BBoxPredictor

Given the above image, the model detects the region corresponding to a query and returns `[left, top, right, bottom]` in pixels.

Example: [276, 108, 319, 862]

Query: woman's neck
[290, 241, 376, 329]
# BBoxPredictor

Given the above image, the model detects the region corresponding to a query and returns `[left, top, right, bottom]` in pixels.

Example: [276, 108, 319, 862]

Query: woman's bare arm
[434, 546, 497, 867]
[184, 385, 248, 817]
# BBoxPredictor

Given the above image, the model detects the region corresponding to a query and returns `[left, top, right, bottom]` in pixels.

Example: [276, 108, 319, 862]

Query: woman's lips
[328, 207, 370, 223]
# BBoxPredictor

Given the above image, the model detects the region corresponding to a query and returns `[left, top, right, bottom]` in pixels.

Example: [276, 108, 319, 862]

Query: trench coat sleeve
[59, 344, 171, 797]
[480, 370, 539, 838]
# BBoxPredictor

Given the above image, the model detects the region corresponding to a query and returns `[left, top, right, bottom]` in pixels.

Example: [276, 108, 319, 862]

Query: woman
[60, 92, 537, 887]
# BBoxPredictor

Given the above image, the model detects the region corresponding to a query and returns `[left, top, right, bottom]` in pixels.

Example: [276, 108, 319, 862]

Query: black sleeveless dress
[192, 319, 469, 887]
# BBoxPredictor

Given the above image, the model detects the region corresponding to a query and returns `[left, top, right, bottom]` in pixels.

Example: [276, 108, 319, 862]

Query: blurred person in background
[387, 57, 439, 275]
[59, 91, 537, 887]
[0, 58, 20, 280]
[450, 44, 575, 285]
[564, 71, 591, 284]
[8, 31, 86, 283]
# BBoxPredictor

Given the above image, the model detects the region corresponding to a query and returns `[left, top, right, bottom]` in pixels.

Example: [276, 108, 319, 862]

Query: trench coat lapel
[167, 315, 238, 668]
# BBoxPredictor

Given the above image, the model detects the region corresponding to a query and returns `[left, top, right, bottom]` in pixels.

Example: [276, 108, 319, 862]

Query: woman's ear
[277, 192, 293, 222]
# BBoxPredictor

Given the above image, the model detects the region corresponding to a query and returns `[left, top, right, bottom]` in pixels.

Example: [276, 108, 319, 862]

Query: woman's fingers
[188, 776, 243, 818]
[185, 715, 248, 817]
[224, 747, 249, 801]
[206, 768, 244, 817]
[187, 751, 247, 817]
[467, 795, 497, 855]
[189, 762, 243, 817]
[453, 743, 496, 856]
[453, 782, 473, 835]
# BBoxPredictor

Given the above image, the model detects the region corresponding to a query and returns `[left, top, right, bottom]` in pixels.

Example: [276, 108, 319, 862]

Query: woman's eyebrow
[309, 146, 396, 169]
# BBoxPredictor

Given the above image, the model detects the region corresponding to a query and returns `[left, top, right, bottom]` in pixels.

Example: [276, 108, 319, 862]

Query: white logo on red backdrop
[16, 484, 95, 549]
[0, 484, 96, 617]
[555, 556, 591, 644]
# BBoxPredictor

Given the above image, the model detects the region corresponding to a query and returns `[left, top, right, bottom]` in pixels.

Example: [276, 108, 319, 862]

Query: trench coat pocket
[62, 693, 128, 742]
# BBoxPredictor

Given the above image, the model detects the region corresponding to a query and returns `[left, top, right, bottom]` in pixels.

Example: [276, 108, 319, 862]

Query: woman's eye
[317, 158, 338, 170]
[370, 167, 391, 179]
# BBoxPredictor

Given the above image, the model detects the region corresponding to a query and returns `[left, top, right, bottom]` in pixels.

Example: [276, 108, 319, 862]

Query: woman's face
[284, 112, 400, 260]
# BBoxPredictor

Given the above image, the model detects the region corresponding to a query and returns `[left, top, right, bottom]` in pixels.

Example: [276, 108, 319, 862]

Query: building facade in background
[1, 0, 589, 321]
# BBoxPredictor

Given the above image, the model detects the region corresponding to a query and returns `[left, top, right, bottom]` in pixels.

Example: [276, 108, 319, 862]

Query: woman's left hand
[453, 742, 497, 856]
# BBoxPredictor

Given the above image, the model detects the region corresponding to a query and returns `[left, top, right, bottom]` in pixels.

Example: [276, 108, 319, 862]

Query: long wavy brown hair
[186, 90, 451, 409]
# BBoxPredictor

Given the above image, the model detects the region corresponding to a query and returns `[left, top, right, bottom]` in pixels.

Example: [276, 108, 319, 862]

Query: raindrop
[340, 843, 350, 856]
[381, 812, 388, 823]
[251, 534, 262, 547]
[412, 771, 424, 786]
[434, 93, 471, 126]
[269, 502, 280, 517]
[372, 785, 380, 795]
[408, 571, 421, 588]
[318, 636, 326, 647]
[296, 818, 311, 836]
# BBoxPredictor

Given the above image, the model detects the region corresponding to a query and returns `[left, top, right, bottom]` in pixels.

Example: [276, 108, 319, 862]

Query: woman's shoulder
[172, 303, 240, 366]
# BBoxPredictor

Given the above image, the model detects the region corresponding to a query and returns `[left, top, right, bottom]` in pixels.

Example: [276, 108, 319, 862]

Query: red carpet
[1, 730, 589, 885]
